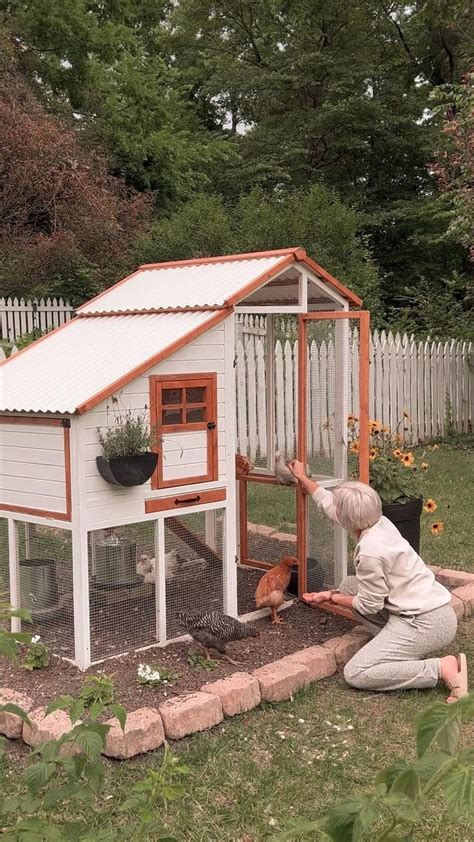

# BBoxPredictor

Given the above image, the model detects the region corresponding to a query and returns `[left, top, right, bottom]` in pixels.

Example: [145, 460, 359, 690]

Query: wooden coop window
[150, 373, 218, 489]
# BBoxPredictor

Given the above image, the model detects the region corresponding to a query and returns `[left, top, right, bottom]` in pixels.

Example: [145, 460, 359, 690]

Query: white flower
[31, 635, 41, 644]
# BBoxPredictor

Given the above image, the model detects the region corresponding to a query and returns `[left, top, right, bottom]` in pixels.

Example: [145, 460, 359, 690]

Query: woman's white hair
[333, 481, 382, 532]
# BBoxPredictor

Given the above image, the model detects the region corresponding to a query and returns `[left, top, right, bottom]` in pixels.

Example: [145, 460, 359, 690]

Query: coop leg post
[156, 519, 167, 644]
[224, 505, 238, 617]
[8, 519, 21, 633]
[72, 526, 91, 670]
[205, 510, 217, 551]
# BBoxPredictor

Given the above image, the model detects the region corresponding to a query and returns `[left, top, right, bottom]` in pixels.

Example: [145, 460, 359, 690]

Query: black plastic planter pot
[382, 498, 423, 553]
[288, 557, 325, 597]
[96, 452, 158, 487]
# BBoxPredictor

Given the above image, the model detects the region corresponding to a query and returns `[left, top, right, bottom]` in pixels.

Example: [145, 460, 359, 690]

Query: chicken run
[0, 248, 369, 669]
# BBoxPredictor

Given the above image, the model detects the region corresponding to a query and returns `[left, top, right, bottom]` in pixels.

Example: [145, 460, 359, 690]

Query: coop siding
[82, 324, 228, 526]
[0, 423, 67, 514]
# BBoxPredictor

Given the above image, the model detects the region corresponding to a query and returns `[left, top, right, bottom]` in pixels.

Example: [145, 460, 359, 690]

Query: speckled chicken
[176, 610, 259, 666]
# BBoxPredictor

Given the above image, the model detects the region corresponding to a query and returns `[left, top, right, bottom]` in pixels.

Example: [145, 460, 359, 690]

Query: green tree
[136, 187, 381, 313]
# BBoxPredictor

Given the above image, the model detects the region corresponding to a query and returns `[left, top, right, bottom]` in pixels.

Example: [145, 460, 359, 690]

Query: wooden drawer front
[145, 488, 226, 514]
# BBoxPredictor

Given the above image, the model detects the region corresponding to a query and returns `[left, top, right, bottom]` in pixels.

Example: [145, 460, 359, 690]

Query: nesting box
[0, 248, 369, 668]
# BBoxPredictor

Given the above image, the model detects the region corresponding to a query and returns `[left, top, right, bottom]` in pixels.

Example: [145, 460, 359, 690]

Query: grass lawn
[0, 440, 473, 840]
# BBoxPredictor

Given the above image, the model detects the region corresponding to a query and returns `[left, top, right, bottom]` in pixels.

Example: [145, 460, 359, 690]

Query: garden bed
[0, 591, 352, 712]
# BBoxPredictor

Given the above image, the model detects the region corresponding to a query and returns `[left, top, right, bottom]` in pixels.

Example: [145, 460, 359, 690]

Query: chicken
[236, 453, 254, 476]
[136, 549, 180, 582]
[255, 555, 299, 624]
[176, 610, 260, 667]
[274, 451, 296, 485]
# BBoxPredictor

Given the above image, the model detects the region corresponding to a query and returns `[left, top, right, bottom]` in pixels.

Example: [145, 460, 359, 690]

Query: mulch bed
[0, 569, 352, 712]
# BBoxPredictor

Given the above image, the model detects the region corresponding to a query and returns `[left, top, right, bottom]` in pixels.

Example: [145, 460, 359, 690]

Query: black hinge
[207, 421, 216, 430]
[62, 418, 71, 428]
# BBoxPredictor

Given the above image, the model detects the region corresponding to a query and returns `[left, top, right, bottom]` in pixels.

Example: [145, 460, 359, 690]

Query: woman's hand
[288, 460, 307, 481]
[302, 591, 332, 605]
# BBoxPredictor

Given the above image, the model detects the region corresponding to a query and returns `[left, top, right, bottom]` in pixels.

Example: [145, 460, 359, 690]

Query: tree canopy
[0, 0, 472, 336]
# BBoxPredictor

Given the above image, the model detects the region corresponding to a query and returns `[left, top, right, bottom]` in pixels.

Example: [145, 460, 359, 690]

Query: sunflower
[381, 425, 390, 434]
[431, 522, 444, 536]
[392, 448, 403, 459]
[421, 462, 429, 471]
[401, 452, 415, 467]
[349, 440, 360, 454]
[393, 433, 404, 445]
[424, 498, 438, 513]
[347, 413, 358, 427]
[371, 423, 383, 435]
[369, 447, 379, 461]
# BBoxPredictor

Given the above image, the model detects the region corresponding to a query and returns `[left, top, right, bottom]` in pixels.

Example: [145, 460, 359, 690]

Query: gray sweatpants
[339, 575, 457, 691]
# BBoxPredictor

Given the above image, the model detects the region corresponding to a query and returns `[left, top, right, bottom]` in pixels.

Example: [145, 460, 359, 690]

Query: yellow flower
[347, 413, 358, 427]
[393, 433, 404, 445]
[421, 462, 429, 471]
[369, 447, 379, 461]
[403, 409, 411, 420]
[401, 452, 415, 467]
[431, 522, 444, 536]
[381, 425, 390, 434]
[424, 498, 438, 513]
[392, 448, 403, 459]
[349, 440, 360, 454]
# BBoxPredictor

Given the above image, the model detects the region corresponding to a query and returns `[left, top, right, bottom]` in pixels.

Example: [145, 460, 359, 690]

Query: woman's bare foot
[440, 654, 468, 703]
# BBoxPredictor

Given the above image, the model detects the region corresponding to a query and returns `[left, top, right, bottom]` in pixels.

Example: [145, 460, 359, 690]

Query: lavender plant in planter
[96, 410, 159, 487]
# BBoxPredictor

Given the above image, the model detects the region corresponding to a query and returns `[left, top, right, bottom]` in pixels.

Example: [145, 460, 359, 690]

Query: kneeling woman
[288, 462, 468, 703]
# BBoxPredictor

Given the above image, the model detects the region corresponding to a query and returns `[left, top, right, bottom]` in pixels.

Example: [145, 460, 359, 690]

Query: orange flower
[424, 499, 438, 513]
[421, 462, 429, 471]
[401, 452, 415, 467]
[381, 425, 390, 434]
[431, 522, 444, 536]
[350, 441, 360, 454]
[369, 447, 379, 461]
[392, 448, 403, 459]
[347, 413, 358, 427]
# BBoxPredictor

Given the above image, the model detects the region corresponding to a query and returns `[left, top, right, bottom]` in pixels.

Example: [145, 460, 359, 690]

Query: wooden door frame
[296, 310, 370, 617]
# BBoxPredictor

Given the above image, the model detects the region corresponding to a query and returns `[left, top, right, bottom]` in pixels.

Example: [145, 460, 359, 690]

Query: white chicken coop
[0, 248, 369, 668]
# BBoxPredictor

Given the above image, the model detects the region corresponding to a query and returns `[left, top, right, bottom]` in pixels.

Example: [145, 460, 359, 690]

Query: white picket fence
[236, 319, 473, 457]
[0, 297, 74, 342]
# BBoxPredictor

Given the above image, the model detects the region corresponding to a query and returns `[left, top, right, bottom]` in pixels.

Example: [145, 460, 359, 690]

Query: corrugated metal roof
[0, 311, 223, 413]
[78, 255, 285, 313]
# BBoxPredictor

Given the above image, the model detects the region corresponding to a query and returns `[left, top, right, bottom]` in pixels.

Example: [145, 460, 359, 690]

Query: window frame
[149, 372, 218, 489]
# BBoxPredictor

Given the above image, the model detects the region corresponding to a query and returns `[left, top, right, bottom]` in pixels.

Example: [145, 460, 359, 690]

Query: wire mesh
[240, 272, 301, 307]
[306, 318, 351, 481]
[307, 500, 347, 589]
[0, 518, 9, 606]
[16, 521, 74, 658]
[246, 482, 297, 565]
[88, 521, 157, 661]
[164, 509, 225, 641]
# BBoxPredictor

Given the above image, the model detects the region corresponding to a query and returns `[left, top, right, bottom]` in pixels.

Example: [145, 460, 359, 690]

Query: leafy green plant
[187, 648, 218, 671]
[21, 634, 50, 671]
[97, 410, 159, 459]
[137, 663, 175, 686]
[274, 694, 474, 840]
[120, 744, 191, 837]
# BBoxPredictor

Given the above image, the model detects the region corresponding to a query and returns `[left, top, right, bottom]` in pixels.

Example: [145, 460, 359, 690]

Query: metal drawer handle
[175, 495, 201, 505]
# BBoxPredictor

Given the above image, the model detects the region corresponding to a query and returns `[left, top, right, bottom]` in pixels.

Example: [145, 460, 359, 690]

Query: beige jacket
[312, 487, 451, 617]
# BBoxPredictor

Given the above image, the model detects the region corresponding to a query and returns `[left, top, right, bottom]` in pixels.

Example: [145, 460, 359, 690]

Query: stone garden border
[1, 567, 472, 760]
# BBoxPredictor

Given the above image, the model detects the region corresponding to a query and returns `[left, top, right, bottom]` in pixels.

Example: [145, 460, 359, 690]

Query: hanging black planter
[96, 452, 158, 487]
[382, 498, 423, 553]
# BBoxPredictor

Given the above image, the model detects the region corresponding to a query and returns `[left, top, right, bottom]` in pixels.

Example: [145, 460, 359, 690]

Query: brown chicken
[236, 454, 254, 476]
[255, 556, 299, 624]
